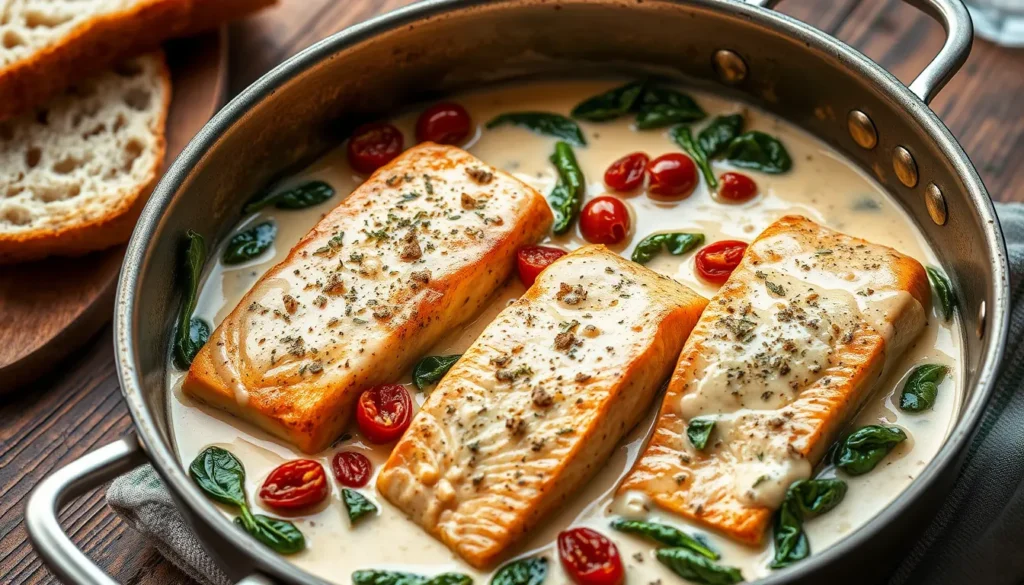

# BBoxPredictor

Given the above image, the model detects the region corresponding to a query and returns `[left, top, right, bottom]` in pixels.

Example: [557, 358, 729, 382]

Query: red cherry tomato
[258, 459, 329, 510]
[718, 172, 758, 203]
[603, 152, 649, 192]
[695, 240, 748, 284]
[347, 122, 403, 174]
[558, 527, 625, 585]
[517, 246, 568, 288]
[356, 384, 413, 443]
[647, 153, 698, 199]
[331, 451, 373, 488]
[415, 102, 472, 145]
[580, 196, 630, 245]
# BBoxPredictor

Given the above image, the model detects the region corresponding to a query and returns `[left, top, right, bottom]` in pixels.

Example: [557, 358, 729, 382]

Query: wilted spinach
[833, 425, 907, 476]
[342, 488, 378, 524]
[770, 479, 847, 568]
[635, 86, 706, 129]
[724, 131, 792, 174]
[485, 112, 586, 146]
[669, 125, 717, 189]
[611, 518, 718, 560]
[926, 266, 956, 321]
[223, 221, 277, 264]
[687, 417, 716, 450]
[174, 230, 210, 368]
[656, 548, 742, 585]
[698, 115, 744, 159]
[413, 354, 462, 390]
[899, 364, 948, 412]
[244, 180, 336, 213]
[490, 556, 547, 585]
[188, 447, 305, 554]
[631, 232, 704, 265]
[548, 141, 587, 234]
[235, 509, 305, 555]
[571, 81, 646, 122]
[352, 571, 473, 585]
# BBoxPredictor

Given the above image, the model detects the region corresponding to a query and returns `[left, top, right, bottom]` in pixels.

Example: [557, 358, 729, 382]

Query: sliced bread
[0, 0, 274, 121]
[0, 51, 170, 264]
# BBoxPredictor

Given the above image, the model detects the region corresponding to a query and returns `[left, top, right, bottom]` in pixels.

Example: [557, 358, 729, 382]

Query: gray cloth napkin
[107, 203, 1024, 585]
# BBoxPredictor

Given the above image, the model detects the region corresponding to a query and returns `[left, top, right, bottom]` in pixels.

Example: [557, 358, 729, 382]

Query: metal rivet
[925, 183, 947, 225]
[713, 50, 747, 85]
[847, 110, 878, 150]
[893, 146, 919, 188]
[977, 301, 986, 338]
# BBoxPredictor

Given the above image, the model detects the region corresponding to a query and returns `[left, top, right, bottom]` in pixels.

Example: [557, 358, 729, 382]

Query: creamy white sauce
[168, 80, 961, 583]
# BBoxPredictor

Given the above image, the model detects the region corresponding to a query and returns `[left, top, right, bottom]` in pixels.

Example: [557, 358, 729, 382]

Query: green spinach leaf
[223, 221, 277, 264]
[631, 232, 704, 265]
[485, 113, 586, 146]
[899, 364, 948, 412]
[245, 180, 336, 213]
[571, 81, 646, 122]
[833, 425, 907, 475]
[770, 479, 847, 568]
[188, 446, 246, 507]
[352, 571, 473, 585]
[236, 509, 305, 555]
[413, 355, 462, 390]
[724, 131, 792, 174]
[490, 557, 547, 585]
[656, 548, 742, 585]
[611, 518, 718, 560]
[352, 571, 427, 585]
[342, 488, 378, 524]
[635, 86, 706, 129]
[926, 266, 956, 321]
[548, 141, 587, 234]
[174, 230, 208, 368]
[669, 126, 717, 189]
[698, 115, 744, 159]
[686, 416, 716, 450]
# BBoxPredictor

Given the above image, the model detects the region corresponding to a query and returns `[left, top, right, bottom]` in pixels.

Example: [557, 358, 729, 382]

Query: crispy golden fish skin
[184, 143, 553, 453]
[620, 215, 930, 545]
[377, 245, 708, 568]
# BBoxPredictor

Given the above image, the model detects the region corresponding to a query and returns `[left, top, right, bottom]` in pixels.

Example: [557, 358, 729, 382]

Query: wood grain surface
[0, 31, 229, 395]
[1, 0, 1021, 583]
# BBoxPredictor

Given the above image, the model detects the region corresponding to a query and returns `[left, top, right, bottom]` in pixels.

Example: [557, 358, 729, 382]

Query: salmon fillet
[619, 215, 930, 545]
[377, 245, 708, 568]
[184, 143, 553, 453]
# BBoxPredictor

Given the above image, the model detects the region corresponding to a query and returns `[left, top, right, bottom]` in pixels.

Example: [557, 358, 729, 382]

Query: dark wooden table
[2, 0, 1022, 583]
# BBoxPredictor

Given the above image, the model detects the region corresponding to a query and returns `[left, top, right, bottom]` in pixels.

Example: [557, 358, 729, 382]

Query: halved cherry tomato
[517, 246, 567, 288]
[258, 459, 329, 510]
[603, 152, 649, 192]
[717, 172, 758, 203]
[332, 451, 372, 488]
[558, 527, 624, 585]
[580, 196, 630, 245]
[356, 384, 413, 443]
[416, 102, 472, 145]
[695, 240, 748, 284]
[347, 122, 403, 174]
[647, 153, 698, 199]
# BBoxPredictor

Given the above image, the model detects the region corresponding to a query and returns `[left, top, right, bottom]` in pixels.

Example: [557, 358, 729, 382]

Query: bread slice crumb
[0, 52, 170, 264]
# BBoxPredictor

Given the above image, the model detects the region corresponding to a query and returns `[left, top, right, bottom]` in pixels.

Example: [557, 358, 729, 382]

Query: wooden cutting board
[0, 31, 229, 394]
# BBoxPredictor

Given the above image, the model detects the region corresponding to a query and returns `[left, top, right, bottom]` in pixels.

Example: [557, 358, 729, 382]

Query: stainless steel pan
[25, 1, 1010, 584]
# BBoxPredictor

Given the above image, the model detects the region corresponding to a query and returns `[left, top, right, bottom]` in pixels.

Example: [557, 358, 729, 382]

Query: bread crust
[0, 53, 172, 265]
[0, 0, 275, 122]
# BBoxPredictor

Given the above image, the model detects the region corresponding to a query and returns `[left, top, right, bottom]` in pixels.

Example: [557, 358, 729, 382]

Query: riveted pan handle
[749, 0, 973, 104]
[25, 436, 278, 585]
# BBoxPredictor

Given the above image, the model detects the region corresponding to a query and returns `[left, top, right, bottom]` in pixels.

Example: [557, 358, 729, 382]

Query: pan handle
[26, 436, 279, 585]
[749, 0, 973, 104]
